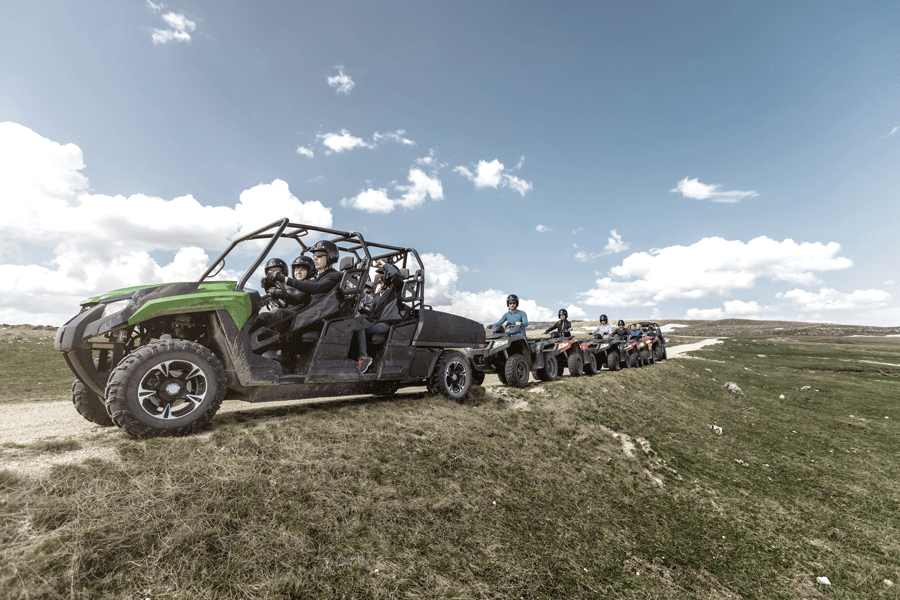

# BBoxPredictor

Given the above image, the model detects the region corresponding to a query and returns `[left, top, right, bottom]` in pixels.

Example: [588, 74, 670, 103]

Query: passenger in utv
[356, 263, 405, 374]
[269, 240, 342, 302]
[591, 314, 612, 339]
[486, 294, 528, 334]
[612, 319, 630, 340]
[544, 309, 572, 337]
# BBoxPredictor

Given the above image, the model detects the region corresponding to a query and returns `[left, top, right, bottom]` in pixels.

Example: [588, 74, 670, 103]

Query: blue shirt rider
[487, 294, 528, 335]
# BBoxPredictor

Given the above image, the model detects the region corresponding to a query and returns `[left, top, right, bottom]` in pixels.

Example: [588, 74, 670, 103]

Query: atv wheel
[567, 353, 583, 377]
[72, 378, 115, 426]
[504, 353, 530, 388]
[583, 352, 598, 375]
[655, 345, 666, 362]
[429, 351, 472, 403]
[105, 339, 226, 439]
[642, 348, 653, 365]
[472, 370, 486, 386]
[607, 352, 620, 371]
[626, 350, 638, 368]
[496, 367, 509, 386]
[536, 354, 559, 382]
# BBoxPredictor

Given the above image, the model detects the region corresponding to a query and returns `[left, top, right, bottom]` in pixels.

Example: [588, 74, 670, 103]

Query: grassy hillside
[2, 334, 899, 598]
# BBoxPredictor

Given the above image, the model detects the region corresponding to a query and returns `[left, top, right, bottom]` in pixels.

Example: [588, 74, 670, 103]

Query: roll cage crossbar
[198, 218, 427, 311]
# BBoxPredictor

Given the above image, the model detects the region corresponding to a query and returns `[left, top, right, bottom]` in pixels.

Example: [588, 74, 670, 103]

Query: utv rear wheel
[567, 353, 584, 377]
[504, 353, 530, 388]
[430, 351, 472, 403]
[536, 354, 559, 382]
[72, 378, 114, 427]
[584, 352, 598, 375]
[105, 339, 226, 439]
[607, 352, 620, 371]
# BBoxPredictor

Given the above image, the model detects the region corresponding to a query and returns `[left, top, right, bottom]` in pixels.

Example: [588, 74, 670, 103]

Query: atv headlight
[491, 339, 509, 350]
[100, 299, 130, 320]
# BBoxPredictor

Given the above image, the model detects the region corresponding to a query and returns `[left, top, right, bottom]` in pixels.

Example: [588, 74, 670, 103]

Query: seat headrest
[339, 256, 354, 271]
[399, 268, 410, 279]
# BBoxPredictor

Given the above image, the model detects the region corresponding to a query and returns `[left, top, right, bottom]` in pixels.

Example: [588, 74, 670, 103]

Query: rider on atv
[591, 314, 612, 340]
[544, 309, 572, 338]
[487, 294, 528, 334]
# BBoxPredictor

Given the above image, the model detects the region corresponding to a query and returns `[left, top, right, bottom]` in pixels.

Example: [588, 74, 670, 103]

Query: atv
[580, 336, 617, 374]
[55, 219, 486, 438]
[530, 331, 585, 381]
[464, 324, 532, 388]
[636, 322, 667, 362]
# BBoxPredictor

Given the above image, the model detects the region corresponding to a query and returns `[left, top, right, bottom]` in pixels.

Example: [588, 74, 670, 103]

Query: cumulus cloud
[670, 177, 758, 203]
[604, 229, 629, 254]
[149, 4, 196, 45]
[578, 236, 853, 307]
[295, 146, 314, 158]
[373, 130, 416, 146]
[536, 225, 550, 233]
[340, 167, 443, 213]
[780, 287, 891, 311]
[420, 253, 555, 322]
[315, 129, 416, 155]
[454, 158, 533, 196]
[684, 300, 768, 320]
[0, 122, 332, 324]
[327, 66, 355, 95]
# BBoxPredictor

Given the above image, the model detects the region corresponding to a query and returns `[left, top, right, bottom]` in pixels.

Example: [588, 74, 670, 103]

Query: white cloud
[147, 0, 164, 13]
[604, 229, 629, 253]
[317, 129, 373, 154]
[151, 10, 196, 45]
[575, 250, 603, 262]
[578, 236, 853, 307]
[420, 253, 555, 322]
[327, 66, 355, 95]
[536, 224, 550, 233]
[0, 122, 332, 324]
[881, 126, 899, 139]
[670, 177, 758, 203]
[780, 287, 891, 311]
[684, 300, 767, 320]
[454, 158, 533, 196]
[373, 130, 416, 146]
[295, 146, 314, 158]
[340, 168, 443, 213]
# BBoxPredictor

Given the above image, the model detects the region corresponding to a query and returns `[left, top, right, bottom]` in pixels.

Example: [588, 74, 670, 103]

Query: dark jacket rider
[544, 309, 572, 337]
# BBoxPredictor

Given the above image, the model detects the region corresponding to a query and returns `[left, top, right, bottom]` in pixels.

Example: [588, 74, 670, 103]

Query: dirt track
[0, 340, 720, 476]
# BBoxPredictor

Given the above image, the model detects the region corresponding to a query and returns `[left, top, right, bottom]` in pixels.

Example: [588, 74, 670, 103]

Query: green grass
[2, 337, 899, 598]
[0, 338, 72, 403]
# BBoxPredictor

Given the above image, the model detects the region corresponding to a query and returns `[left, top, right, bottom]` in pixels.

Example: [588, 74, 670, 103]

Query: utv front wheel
[567, 353, 584, 377]
[72, 378, 114, 426]
[504, 353, 530, 388]
[430, 351, 472, 403]
[105, 339, 226, 439]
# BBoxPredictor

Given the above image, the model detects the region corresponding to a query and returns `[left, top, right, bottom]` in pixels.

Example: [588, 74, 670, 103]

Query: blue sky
[1, 0, 898, 326]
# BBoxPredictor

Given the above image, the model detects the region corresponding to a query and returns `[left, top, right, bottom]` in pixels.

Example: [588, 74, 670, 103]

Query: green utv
[55, 219, 485, 438]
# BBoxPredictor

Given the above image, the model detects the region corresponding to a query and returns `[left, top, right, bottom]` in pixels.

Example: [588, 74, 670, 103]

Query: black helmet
[599, 314, 608, 322]
[617, 319, 625, 327]
[506, 294, 519, 305]
[291, 255, 315, 279]
[264, 258, 287, 276]
[558, 309, 568, 319]
[310, 240, 339, 265]
[376, 263, 402, 288]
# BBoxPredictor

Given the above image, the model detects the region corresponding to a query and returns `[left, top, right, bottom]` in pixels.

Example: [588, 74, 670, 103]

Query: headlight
[491, 339, 508, 350]
[100, 299, 130, 319]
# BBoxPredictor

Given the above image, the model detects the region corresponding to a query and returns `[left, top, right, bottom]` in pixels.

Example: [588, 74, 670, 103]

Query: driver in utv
[544, 309, 572, 337]
[253, 257, 313, 332]
[269, 240, 343, 303]
[486, 294, 528, 334]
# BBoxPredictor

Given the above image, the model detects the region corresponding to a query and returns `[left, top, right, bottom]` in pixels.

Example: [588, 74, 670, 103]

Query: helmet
[291, 255, 315, 279]
[558, 309, 568, 319]
[506, 294, 519, 305]
[617, 319, 625, 327]
[264, 258, 288, 276]
[376, 263, 402, 288]
[310, 240, 339, 265]
[599, 314, 608, 322]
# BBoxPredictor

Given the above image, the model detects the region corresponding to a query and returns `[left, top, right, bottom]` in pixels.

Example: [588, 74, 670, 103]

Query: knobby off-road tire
[472, 369, 486, 386]
[535, 354, 559, 382]
[626, 350, 638, 368]
[655, 345, 666, 362]
[496, 366, 509, 386]
[567, 353, 584, 377]
[429, 351, 472, 404]
[642, 347, 653, 366]
[72, 378, 115, 427]
[504, 353, 530, 388]
[105, 339, 227, 439]
[583, 352, 598, 375]
[607, 352, 620, 371]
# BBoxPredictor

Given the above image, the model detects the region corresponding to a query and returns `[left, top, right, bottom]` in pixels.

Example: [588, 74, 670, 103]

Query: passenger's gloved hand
[269, 271, 285, 283]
